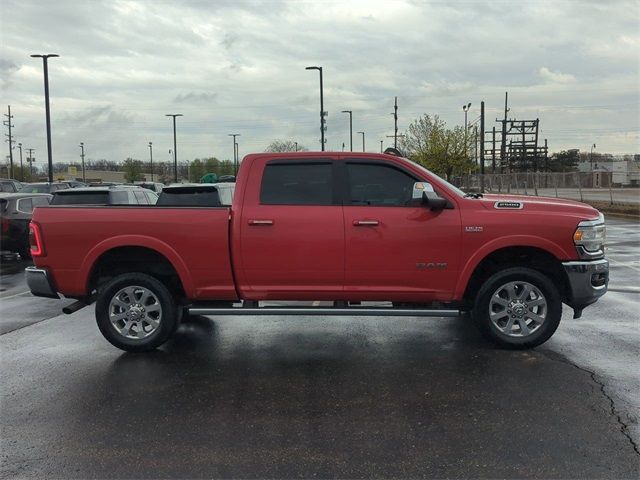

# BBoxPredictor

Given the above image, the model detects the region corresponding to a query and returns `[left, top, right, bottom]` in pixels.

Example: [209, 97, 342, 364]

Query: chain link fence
[453, 172, 640, 206]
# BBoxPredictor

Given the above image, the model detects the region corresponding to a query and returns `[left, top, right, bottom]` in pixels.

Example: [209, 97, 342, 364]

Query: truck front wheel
[95, 273, 179, 352]
[472, 267, 562, 349]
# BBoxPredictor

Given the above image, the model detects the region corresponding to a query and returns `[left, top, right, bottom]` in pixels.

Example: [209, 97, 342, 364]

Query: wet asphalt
[1, 218, 639, 479]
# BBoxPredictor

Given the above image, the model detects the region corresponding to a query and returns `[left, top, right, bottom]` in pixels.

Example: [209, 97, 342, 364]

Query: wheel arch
[81, 236, 194, 298]
[458, 243, 570, 308]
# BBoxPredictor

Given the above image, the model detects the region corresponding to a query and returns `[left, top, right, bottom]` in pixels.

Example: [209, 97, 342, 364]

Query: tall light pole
[228, 134, 240, 175]
[79, 142, 86, 182]
[165, 113, 182, 182]
[31, 54, 59, 183]
[305, 66, 325, 151]
[380, 140, 383, 153]
[357, 131, 365, 152]
[17, 142, 23, 181]
[341, 110, 352, 151]
[590, 143, 597, 171]
[26, 148, 34, 178]
[463, 103, 472, 159]
[148, 142, 154, 181]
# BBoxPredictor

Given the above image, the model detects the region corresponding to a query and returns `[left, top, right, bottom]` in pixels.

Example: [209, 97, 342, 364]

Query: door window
[260, 163, 333, 205]
[346, 163, 416, 206]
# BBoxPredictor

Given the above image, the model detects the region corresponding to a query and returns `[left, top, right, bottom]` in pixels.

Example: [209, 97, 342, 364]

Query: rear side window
[260, 163, 333, 205]
[17, 198, 33, 213]
[51, 192, 109, 205]
[145, 191, 159, 204]
[0, 182, 15, 193]
[133, 191, 148, 204]
[156, 188, 221, 207]
[346, 163, 416, 206]
[32, 196, 51, 208]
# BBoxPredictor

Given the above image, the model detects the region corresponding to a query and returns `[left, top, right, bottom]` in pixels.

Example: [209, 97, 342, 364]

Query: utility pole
[380, 140, 383, 153]
[165, 113, 183, 182]
[228, 134, 240, 175]
[341, 110, 353, 151]
[4, 105, 14, 178]
[533, 118, 539, 172]
[474, 126, 478, 166]
[17, 142, 23, 181]
[305, 66, 326, 151]
[26, 148, 35, 177]
[148, 142, 154, 181]
[294, 141, 298, 152]
[544, 139, 549, 172]
[492, 127, 496, 173]
[31, 54, 59, 183]
[463, 103, 471, 160]
[79, 142, 86, 181]
[357, 131, 365, 152]
[392, 96, 399, 148]
[480, 101, 485, 191]
[590, 143, 597, 171]
[500, 91, 509, 173]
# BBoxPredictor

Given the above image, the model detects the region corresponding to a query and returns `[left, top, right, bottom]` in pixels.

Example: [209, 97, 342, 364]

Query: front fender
[453, 234, 570, 301]
[79, 235, 196, 297]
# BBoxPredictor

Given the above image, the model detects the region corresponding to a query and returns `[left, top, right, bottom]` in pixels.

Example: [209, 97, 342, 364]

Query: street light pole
[357, 131, 365, 152]
[79, 142, 85, 182]
[462, 102, 471, 159]
[17, 142, 23, 181]
[590, 143, 597, 171]
[165, 114, 183, 182]
[31, 54, 59, 183]
[380, 140, 383, 153]
[341, 110, 353, 151]
[306, 66, 325, 151]
[148, 142, 154, 181]
[228, 134, 240, 175]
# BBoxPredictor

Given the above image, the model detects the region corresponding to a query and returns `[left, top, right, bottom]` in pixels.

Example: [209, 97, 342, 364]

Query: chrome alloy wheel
[108, 286, 162, 339]
[488, 281, 547, 337]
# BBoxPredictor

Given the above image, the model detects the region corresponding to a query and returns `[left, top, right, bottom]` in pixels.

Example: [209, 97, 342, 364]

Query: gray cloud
[1, 0, 638, 168]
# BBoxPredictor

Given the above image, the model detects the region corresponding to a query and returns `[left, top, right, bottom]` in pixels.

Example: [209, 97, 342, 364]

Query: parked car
[26, 151, 608, 352]
[134, 181, 164, 193]
[156, 183, 234, 206]
[0, 179, 23, 193]
[51, 186, 158, 206]
[21, 182, 70, 194]
[0, 193, 51, 258]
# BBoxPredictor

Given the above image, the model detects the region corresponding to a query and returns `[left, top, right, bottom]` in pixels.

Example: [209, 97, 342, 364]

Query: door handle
[353, 220, 379, 226]
[248, 219, 274, 226]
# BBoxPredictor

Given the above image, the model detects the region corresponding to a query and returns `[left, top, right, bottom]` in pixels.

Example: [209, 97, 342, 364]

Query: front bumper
[25, 266, 59, 299]
[562, 259, 608, 313]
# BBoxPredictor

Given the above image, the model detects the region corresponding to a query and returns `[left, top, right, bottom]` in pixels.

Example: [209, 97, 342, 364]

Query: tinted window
[260, 163, 332, 205]
[17, 198, 33, 213]
[32, 196, 51, 208]
[346, 163, 416, 206]
[22, 184, 50, 193]
[51, 192, 110, 205]
[156, 188, 221, 207]
[133, 190, 148, 204]
[0, 182, 15, 193]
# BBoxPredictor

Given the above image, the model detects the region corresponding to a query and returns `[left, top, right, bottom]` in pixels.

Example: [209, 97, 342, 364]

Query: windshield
[22, 184, 50, 193]
[406, 159, 467, 197]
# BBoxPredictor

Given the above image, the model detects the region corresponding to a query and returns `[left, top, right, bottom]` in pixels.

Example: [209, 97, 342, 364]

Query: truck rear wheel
[472, 267, 562, 349]
[95, 273, 179, 352]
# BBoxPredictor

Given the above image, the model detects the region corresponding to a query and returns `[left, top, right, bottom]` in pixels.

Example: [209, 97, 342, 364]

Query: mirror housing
[412, 182, 448, 211]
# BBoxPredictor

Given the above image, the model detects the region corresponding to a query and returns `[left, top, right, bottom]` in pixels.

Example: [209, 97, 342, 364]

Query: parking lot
[1, 218, 638, 478]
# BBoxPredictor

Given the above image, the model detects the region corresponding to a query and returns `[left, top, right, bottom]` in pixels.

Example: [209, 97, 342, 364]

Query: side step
[187, 306, 461, 317]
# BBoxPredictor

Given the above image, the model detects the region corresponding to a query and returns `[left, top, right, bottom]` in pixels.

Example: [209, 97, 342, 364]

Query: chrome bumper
[562, 259, 608, 312]
[25, 267, 59, 299]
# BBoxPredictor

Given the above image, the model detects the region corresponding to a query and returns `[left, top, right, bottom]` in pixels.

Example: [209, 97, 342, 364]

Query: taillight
[29, 222, 45, 256]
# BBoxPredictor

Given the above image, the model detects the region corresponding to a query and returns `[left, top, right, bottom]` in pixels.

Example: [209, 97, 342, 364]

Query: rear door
[341, 160, 461, 302]
[237, 159, 344, 299]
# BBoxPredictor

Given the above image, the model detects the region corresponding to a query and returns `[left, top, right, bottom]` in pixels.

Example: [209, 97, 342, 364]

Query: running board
[187, 306, 461, 317]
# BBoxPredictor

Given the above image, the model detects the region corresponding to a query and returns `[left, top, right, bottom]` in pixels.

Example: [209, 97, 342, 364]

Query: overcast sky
[1, 0, 638, 169]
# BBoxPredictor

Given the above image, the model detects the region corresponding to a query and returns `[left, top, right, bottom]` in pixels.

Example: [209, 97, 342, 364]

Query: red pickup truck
[26, 151, 608, 351]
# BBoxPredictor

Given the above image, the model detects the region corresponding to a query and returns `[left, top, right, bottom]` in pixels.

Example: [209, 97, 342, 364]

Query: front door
[341, 161, 461, 302]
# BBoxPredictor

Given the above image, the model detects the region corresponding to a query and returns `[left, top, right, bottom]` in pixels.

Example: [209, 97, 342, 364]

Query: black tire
[95, 272, 179, 352]
[472, 267, 562, 349]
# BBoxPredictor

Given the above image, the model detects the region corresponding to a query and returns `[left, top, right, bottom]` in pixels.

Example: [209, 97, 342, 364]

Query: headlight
[573, 213, 606, 255]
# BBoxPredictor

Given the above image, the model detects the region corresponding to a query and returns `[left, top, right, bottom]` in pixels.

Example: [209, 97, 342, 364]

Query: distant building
[611, 158, 640, 187]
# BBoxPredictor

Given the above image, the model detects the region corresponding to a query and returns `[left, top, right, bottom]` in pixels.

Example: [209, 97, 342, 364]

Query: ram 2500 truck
[25, 151, 608, 351]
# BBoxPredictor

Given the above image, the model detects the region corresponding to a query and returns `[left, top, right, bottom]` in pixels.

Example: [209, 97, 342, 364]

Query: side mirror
[412, 182, 447, 211]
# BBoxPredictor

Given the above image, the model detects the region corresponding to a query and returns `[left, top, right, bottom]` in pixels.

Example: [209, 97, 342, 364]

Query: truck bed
[31, 206, 236, 300]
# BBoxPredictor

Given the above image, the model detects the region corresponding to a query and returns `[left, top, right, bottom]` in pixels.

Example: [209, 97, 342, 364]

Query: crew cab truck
[25, 151, 608, 351]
